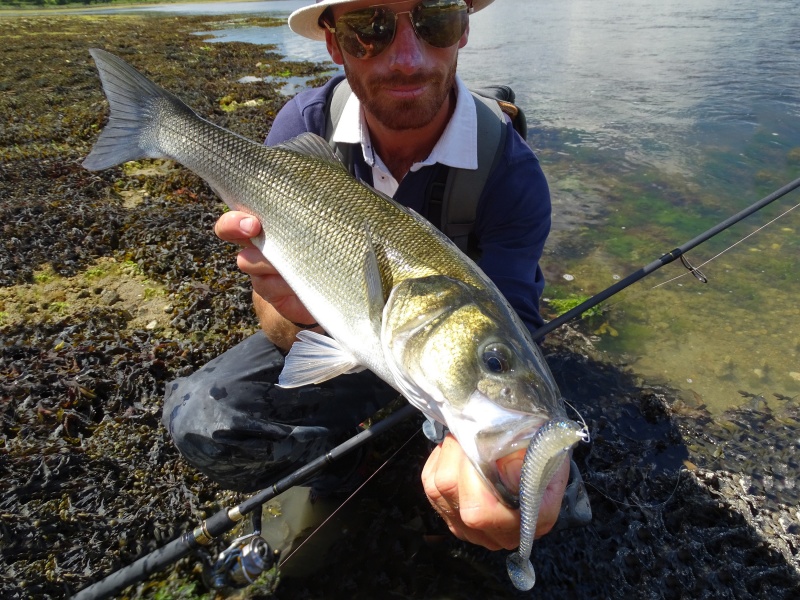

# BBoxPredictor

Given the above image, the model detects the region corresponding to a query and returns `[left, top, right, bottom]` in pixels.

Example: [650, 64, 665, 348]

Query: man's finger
[237, 247, 278, 278]
[214, 211, 261, 246]
[456, 454, 519, 550]
[422, 440, 464, 535]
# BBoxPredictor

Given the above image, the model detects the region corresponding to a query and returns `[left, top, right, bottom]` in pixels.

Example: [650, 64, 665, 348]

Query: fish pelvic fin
[506, 551, 536, 591]
[83, 48, 192, 171]
[278, 330, 365, 388]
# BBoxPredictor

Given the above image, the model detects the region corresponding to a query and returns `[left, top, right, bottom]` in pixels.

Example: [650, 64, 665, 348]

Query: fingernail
[240, 216, 257, 235]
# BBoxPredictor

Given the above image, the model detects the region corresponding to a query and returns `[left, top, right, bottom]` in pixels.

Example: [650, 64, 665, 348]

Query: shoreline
[0, 0, 269, 16]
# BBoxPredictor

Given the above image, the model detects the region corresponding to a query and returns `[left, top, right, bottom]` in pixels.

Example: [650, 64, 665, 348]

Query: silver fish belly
[507, 419, 589, 591]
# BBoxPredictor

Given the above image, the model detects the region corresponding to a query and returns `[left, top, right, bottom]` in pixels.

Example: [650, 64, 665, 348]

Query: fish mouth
[475, 418, 549, 461]
[447, 388, 555, 507]
[473, 417, 550, 507]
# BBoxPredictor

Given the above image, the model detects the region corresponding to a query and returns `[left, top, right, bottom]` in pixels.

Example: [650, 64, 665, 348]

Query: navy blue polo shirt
[266, 76, 551, 335]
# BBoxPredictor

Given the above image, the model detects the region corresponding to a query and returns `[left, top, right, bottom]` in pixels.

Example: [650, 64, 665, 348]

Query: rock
[100, 290, 121, 306]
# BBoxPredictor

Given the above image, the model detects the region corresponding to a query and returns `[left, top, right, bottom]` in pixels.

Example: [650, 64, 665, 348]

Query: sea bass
[83, 49, 586, 586]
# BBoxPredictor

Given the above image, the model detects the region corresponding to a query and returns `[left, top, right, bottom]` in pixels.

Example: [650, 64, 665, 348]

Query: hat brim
[288, 0, 495, 42]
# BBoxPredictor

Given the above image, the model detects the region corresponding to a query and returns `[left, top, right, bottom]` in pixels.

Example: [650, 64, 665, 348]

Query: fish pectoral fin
[363, 225, 387, 327]
[278, 330, 365, 388]
[276, 133, 347, 171]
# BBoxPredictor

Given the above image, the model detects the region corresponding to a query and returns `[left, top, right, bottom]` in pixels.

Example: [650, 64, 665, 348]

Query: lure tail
[506, 551, 536, 591]
[83, 48, 192, 171]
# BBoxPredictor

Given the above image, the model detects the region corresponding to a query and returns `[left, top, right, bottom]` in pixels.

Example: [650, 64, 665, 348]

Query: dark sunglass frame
[323, 0, 471, 60]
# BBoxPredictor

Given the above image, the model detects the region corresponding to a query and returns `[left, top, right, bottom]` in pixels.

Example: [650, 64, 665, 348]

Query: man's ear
[325, 29, 345, 65]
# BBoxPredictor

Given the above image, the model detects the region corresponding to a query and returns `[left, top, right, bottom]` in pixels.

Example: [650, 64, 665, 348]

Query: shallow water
[92, 0, 800, 414]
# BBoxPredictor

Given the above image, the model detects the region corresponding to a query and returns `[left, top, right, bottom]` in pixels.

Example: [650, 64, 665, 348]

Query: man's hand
[421, 434, 570, 551]
[214, 211, 319, 349]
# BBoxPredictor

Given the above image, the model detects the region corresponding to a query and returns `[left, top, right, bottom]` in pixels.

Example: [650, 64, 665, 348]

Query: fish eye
[482, 344, 511, 374]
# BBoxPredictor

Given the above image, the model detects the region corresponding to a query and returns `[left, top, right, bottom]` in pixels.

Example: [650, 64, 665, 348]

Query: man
[163, 0, 572, 553]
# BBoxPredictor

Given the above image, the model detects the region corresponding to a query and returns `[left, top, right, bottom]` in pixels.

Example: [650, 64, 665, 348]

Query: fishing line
[591, 196, 800, 314]
[71, 404, 420, 600]
[583, 468, 685, 511]
[650, 198, 800, 291]
[562, 397, 682, 511]
[279, 428, 422, 569]
[563, 398, 591, 443]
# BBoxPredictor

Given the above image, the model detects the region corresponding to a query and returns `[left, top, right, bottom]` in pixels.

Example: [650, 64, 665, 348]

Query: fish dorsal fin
[278, 330, 365, 388]
[276, 132, 347, 171]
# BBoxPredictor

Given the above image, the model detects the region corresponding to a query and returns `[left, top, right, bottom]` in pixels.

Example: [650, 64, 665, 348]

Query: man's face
[325, 0, 470, 131]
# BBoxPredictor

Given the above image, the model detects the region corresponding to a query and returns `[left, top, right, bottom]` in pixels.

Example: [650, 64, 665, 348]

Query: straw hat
[289, 0, 495, 41]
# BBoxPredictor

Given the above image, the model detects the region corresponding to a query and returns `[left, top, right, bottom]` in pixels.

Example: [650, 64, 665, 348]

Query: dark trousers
[162, 333, 399, 493]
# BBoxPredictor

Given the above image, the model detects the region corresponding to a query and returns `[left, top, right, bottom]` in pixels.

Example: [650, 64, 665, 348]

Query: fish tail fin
[506, 551, 536, 591]
[83, 48, 192, 171]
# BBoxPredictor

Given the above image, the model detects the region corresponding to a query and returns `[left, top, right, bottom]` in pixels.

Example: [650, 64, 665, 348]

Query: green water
[539, 130, 800, 414]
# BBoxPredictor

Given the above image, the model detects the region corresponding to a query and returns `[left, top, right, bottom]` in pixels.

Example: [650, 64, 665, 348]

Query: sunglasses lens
[336, 7, 396, 59]
[335, 0, 469, 59]
[413, 0, 469, 49]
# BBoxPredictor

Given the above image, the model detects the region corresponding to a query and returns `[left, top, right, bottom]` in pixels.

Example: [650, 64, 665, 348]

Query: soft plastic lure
[507, 419, 589, 590]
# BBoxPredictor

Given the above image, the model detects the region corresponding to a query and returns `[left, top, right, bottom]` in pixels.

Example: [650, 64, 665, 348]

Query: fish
[83, 48, 587, 585]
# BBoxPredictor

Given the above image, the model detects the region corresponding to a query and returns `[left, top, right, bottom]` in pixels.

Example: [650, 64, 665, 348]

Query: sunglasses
[324, 0, 471, 60]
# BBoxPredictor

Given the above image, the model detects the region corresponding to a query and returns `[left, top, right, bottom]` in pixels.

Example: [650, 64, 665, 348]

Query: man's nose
[386, 12, 425, 72]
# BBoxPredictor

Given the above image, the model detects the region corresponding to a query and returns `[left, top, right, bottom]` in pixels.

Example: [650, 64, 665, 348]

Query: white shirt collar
[331, 75, 478, 195]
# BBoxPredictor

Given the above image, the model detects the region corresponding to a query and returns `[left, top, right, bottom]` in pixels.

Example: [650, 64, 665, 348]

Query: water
[458, 0, 800, 414]
[99, 0, 800, 413]
[462, 0, 800, 173]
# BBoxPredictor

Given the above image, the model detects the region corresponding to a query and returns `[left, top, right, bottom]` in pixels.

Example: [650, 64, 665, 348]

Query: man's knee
[162, 374, 207, 449]
[162, 334, 283, 443]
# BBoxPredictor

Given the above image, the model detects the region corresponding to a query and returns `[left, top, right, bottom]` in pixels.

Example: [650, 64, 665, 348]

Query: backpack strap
[431, 92, 507, 256]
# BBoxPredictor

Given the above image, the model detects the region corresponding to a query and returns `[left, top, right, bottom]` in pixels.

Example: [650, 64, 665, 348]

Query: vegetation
[545, 294, 605, 320]
[0, 13, 330, 598]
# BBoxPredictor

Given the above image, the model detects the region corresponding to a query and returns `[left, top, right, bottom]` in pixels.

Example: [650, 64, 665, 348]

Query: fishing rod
[532, 174, 800, 341]
[70, 403, 420, 600]
[71, 175, 800, 599]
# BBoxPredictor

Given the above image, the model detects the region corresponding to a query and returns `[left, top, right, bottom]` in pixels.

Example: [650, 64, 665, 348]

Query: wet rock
[100, 289, 121, 306]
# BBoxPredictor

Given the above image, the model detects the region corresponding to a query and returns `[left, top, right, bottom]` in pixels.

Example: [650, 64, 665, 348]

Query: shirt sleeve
[474, 124, 551, 335]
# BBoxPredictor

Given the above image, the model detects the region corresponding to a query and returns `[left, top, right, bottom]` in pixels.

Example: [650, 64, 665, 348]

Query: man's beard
[344, 59, 458, 131]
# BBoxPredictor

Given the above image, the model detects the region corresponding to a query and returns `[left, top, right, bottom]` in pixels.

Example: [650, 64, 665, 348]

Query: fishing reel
[206, 506, 278, 590]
